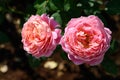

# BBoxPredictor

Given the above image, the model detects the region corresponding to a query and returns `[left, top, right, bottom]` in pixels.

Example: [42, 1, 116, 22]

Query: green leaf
[107, 39, 118, 54]
[52, 12, 62, 25]
[0, 31, 10, 43]
[61, 52, 69, 60]
[28, 55, 41, 68]
[34, 1, 48, 15]
[28, 54, 48, 68]
[34, 0, 45, 4]
[106, 0, 120, 14]
[64, 0, 70, 11]
[25, 4, 36, 14]
[101, 56, 118, 75]
[52, 0, 64, 10]
[40, 56, 47, 61]
[48, 0, 58, 11]
[0, 14, 4, 24]
[83, 1, 100, 15]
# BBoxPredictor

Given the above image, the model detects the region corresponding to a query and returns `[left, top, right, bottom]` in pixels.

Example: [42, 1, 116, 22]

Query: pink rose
[60, 15, 111, 66]
[21, 14, 61, 58]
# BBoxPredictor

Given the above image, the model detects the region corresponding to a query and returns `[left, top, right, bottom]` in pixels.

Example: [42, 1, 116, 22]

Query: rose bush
[21, 14, 61, 58]
[60, 15, 112, 66]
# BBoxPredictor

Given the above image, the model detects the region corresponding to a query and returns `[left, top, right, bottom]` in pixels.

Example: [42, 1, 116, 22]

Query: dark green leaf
[40, 56, 47, 61]
[101, 56, 118, 75]
[0, 31, 10, 43]
[106, 0, 120, 14]
[61, 52, 69, 60]
[34, 0, 45, 4]
[28, 55, 41, 68]
[48, 0, 58, 11]
[25, 4, 36, 14]
[52, 0, 64, 10]
[107, 39, 118, 54]
[34, 1, 48, 15]
[0, 14, 4, 24]
[83, 1, 100, 15]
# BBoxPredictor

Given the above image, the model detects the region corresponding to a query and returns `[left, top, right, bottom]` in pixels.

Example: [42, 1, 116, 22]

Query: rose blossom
[21, 14, 61, 58]
[60, 15, 111, 66]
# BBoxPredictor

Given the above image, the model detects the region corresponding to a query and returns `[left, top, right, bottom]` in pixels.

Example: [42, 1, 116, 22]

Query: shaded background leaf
[101, 56, 118, 75]
[0, 31, 10, 43]
[28, 54, 41, 68]
[106, 0, 120, 14]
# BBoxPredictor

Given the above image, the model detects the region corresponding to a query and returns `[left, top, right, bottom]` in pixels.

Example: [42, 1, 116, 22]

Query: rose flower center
[76, 31, 91, 48]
